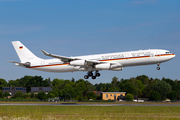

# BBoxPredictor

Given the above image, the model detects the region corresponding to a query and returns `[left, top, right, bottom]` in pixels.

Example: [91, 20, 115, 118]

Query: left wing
[41, 50, 77, 62]
[41, 50, 100, 65]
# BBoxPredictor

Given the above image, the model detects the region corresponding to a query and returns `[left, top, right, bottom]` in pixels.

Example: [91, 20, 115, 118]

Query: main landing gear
[84, 71, 100, 79]
[157, 63, 160, 70]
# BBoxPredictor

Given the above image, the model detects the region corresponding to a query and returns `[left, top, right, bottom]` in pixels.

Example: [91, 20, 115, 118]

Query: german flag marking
[19, 46, 23, 49]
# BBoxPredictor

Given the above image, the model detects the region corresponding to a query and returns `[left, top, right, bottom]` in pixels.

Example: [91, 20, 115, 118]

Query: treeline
[0, 75, 180, 101]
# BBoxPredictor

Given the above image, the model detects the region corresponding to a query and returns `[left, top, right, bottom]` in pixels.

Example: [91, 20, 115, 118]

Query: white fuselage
[27, 49, 175, 73]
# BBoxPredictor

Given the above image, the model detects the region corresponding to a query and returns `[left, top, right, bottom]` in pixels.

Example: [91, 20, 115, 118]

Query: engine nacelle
[109, 67, 123, 71]
[95, 63, 111, 70]
[110, 64, 121, 69]
[70, 60, 87, 66]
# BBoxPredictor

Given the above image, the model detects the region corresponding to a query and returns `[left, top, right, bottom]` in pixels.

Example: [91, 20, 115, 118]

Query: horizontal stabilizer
[7, 61, 31, 67]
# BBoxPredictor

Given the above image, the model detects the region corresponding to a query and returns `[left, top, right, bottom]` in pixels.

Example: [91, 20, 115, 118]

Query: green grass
[0, 106, 180, 119]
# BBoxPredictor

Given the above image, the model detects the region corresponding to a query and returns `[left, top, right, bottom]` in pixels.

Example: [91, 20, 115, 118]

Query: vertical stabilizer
[12, 41, 42, 63]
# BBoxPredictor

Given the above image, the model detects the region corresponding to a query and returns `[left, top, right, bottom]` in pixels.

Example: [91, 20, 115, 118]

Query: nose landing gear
[84, 71, 101, 79]
[157, 63, 160, 70]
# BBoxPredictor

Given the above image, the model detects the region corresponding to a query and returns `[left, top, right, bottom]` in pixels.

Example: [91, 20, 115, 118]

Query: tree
[38, 92, 47, 100]
[162, 78, 178, 92]
[87, 92, 97, 100]
[0, 78, 8, 90]
[48, 90, 58, 97]
[16, 76, 49, 93]
[52, 78, 64, 89]
[125, 93, 133, 101]
[136, 75, 149, 85]
[67, 89, 77, 99]
[124, 82, 138, 96]
[149, 91, 161, 101]
[14, 91, 23, 98]
[111, 77, 119, 88]
[152, 81, 172, 100]
[135, 80, 145, 97]
[48, 93, 55, 98]
[71, 78, 75, 82]
[167, 91, 177, 101]
[0, 92, 3, 98]
[3, 92, 10, 97]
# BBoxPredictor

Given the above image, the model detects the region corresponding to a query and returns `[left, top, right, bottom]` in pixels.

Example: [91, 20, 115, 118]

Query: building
[3, 87, 26, 96]
[31, 87, 52, 94]
[102, 92, 126, 101]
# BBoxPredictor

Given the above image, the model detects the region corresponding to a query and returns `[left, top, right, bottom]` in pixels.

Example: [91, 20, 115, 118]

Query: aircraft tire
[88, 72, 93, 76]
[84, 75, 89, 79]
[92, 76, 96, 79]
[96, 73, 100, 77]
[157, 67, 160, 70]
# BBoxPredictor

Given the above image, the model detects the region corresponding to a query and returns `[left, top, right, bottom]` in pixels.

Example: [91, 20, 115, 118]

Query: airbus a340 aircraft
[9, 41, 175, 79]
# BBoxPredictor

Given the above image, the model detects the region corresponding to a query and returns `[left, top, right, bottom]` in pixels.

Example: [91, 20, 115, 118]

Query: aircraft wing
[41, 50, 101, 65]
[41, 50, 76, 62]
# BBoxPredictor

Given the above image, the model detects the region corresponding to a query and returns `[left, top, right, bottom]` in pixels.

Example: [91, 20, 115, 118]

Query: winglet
[41, 50, 74, 62]
[41, 50, 51, 56]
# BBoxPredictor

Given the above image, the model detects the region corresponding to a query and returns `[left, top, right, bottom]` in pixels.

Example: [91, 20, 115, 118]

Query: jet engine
[70, 60, 87, 66]
[95, 63, 111, 70]
[95, 63, 122, 70]
[109, 67, 123, 71]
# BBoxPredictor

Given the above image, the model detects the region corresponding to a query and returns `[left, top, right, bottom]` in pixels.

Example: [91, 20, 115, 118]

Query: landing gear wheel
[95, 72, 100, 77]
[88, 72, 93, 76]
[92, 76, 96, 79]
[157, 67, 160, 70]
[84, 75, 89, 79]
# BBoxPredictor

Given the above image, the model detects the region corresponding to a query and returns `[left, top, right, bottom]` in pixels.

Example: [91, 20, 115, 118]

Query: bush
[14, 91, 23, 98]
[23, 93, 31, 99]
[125, 93, 133, 101]
[167, 91, 177, 101]
[31, 92, 38, 98]
[87, 92, 97, 100]
[48, 93, 55, 98]
[38, 92, 47, 100]
[149, 91, 161, 101]
[4, 92, 10, 97]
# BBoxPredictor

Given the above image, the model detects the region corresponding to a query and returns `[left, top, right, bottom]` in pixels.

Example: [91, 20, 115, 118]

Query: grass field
[0, 106, 180, 120]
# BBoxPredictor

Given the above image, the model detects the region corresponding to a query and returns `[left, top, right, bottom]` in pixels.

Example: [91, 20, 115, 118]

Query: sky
[0, 0, 180, 84]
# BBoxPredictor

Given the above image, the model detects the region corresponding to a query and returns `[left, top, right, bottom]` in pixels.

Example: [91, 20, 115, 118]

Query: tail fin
[12, 41, 42, 63]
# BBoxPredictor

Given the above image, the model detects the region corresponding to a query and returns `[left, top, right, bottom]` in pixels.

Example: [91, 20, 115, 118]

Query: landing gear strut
[84, 71, 101, 79]
[157, 63, 160, 70]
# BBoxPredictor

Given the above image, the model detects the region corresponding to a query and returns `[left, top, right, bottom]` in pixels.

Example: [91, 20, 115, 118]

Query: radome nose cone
[173, 54, 176, 58]
[171, 54, 176, 59]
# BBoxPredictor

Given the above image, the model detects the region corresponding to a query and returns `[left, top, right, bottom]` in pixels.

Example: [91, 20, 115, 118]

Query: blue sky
[0, 0, 179, 84]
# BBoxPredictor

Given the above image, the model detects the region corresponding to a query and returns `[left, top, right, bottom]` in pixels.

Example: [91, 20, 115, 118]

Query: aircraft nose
[171, 54, 176, 59]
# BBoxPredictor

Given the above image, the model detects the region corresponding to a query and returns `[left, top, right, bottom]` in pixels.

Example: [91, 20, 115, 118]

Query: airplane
[9, 41, 175, 79]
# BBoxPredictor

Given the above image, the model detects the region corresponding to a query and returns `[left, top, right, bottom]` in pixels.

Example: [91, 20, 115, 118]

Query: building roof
[102, 92, 126, 94]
